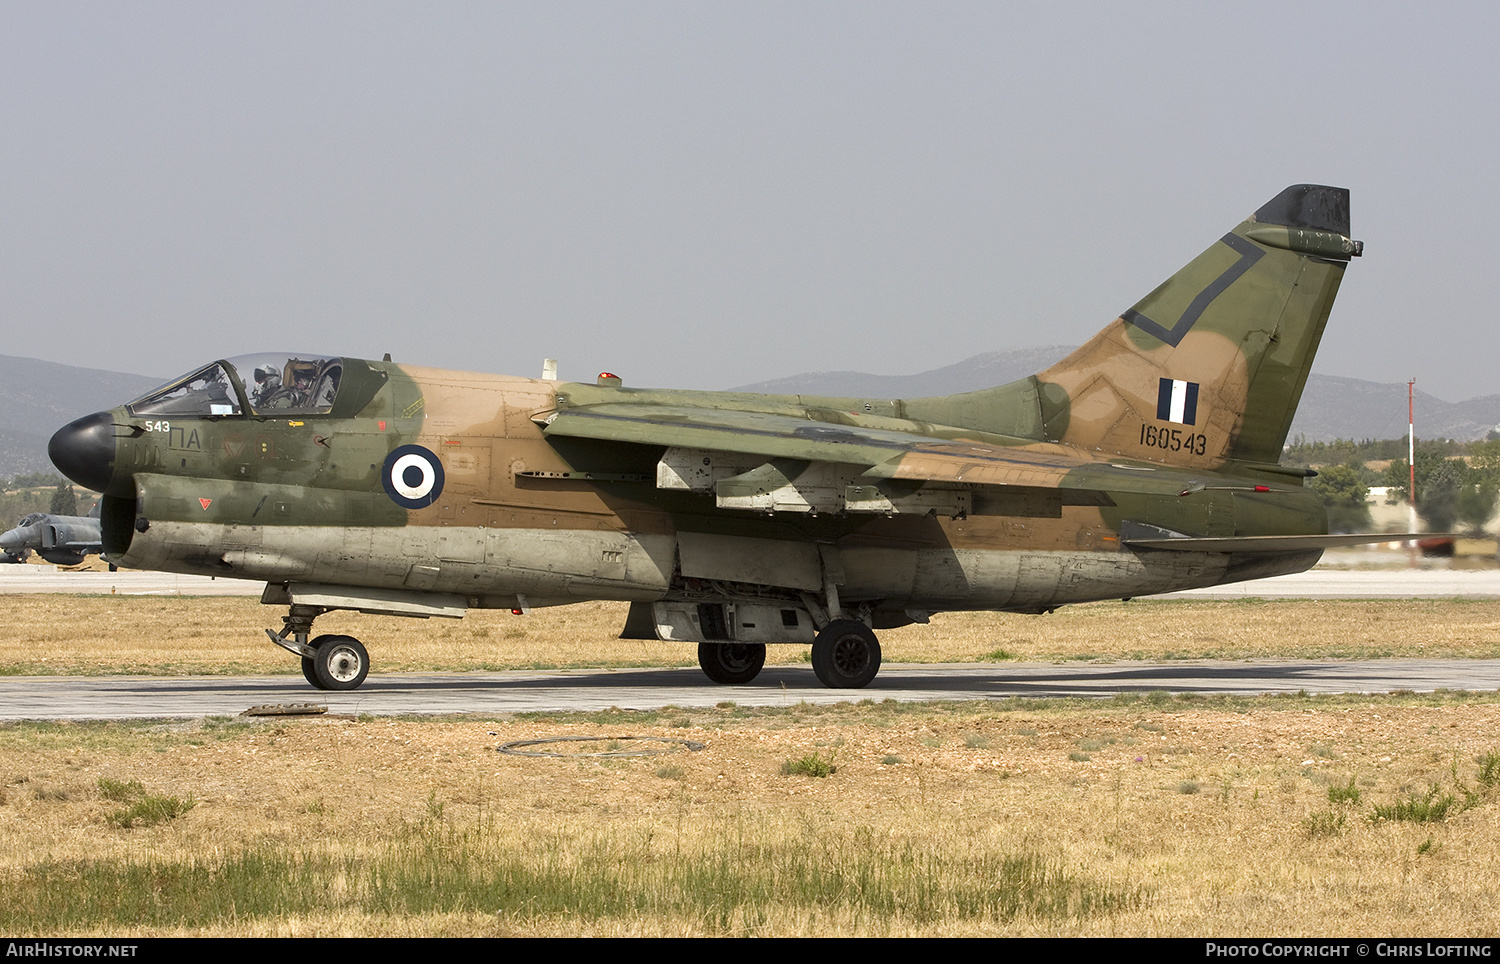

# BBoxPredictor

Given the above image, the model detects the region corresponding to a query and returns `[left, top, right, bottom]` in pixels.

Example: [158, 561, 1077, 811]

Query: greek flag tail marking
[1157, 378, 1199, 425]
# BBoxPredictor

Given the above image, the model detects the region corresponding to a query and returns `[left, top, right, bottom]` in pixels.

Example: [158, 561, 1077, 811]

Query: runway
[3, 658, 1499, 721]
[2, 563, 1497, 721]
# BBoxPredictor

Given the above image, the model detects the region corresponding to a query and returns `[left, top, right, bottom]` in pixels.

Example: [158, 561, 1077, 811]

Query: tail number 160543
[1140, 424, 1208, 456]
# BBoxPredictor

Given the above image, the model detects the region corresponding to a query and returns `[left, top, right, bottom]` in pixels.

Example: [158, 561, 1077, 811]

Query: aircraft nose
[49, 411, 117, 494]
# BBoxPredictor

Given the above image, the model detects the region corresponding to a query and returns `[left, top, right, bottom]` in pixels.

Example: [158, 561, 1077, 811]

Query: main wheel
[811, 619, 881, 688]
[697, 642, 766, 684]
[309, 634, 369, 690]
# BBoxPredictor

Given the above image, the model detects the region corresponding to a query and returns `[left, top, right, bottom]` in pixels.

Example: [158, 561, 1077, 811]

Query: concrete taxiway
[2, 563, 1496, 721]
[3, 659, 1498, 721]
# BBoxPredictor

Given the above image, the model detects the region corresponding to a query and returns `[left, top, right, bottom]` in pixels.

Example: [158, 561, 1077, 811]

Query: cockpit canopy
[127, 354, 344, 418]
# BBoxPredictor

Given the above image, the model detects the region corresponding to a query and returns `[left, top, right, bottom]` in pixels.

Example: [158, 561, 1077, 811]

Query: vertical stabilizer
[1032, 184, 1360, 467]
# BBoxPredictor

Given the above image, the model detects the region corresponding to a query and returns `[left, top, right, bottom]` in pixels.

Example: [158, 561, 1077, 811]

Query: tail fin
[1032, 184, 1360, 467]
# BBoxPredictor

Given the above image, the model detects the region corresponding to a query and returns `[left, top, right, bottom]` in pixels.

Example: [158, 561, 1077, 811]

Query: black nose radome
[49, 411, 117, 494]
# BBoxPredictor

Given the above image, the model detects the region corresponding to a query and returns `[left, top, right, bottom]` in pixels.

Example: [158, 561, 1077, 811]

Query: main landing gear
[697, 642, 766, 684]
[269, 604, 370, 691]
[810, 619, 881, 689]
[696, 618, 882, 689]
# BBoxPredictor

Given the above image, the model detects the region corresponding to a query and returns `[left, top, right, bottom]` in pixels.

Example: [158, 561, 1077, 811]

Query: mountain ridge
[730, 348, 1498, 445]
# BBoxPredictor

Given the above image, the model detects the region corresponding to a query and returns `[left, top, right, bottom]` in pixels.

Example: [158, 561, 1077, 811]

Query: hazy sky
[2, 2, 1496, 404]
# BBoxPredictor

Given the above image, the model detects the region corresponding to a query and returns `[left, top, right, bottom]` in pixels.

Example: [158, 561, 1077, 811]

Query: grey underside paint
[113, 521, 1305, 619]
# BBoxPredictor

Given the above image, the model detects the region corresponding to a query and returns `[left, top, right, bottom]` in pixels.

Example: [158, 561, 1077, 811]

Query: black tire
[301, 655, 321, 689]
[698, 642, 766, 684]
[309, 634, 369, 690]
[811, 619, 881, 688]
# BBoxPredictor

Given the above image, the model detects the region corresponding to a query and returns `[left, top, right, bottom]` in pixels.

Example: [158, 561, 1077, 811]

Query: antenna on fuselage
[542, 359, 557, 380]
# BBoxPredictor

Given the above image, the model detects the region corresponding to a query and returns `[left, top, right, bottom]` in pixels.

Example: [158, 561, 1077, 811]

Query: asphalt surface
[2, 563, 1497, 721]
[3, 659, 1499, 721]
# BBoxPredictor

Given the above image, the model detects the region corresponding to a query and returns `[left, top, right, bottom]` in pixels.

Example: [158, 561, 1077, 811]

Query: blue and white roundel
[381, 444, 445, 509]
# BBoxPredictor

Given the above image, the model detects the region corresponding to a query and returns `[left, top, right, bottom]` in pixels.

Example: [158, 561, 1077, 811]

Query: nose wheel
[306, 634, 369, 690]
[269, 604, 371, 691]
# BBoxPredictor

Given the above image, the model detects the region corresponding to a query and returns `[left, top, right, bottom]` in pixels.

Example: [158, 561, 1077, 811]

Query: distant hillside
[0, 355, 161, 477]
[732, 346, 1076, 400]
[1290, 375, 1500, 444]
[733, 348, 1499, 444]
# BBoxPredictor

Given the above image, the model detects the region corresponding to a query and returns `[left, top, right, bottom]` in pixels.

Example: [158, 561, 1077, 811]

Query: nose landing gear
[303, 635, 369, 690]
[269, 604, 370, 691]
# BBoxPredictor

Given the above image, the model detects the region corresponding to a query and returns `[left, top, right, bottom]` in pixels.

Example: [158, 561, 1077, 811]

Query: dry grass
[4, 696, 1500, 935]
[1, 595, 1498, 676]
[3, 594, 1500, 935]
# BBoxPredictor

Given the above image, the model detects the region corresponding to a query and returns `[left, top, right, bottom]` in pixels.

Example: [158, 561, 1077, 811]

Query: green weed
[96, 778, 144, 802]
[1303, 809, 1346, 839]
[1327, 777, 1362, 808]
[1371, 785, 1457, 824]
[1476, 749, 1500, 788]
[780, 752, 837, 778]
[106, 793, 196, 829]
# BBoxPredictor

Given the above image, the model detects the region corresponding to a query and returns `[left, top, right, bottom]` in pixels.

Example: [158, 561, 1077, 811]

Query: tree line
[1286, 433, 1500, 533]
[0, 473, 88, 522]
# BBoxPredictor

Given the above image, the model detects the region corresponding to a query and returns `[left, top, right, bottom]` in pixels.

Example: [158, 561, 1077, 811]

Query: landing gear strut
[811, 619, 881, 688]
[268, 603, 371, 691]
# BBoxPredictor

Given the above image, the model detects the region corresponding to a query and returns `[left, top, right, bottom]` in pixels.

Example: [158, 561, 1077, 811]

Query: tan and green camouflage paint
[88, 185, 1356, 631]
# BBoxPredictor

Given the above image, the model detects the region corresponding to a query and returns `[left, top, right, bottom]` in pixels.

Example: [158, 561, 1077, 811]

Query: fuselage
[48, 352, 1326, 632]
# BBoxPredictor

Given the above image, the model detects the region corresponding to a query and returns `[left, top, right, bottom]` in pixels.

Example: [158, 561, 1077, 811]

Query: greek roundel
[381, 444, 445, 509]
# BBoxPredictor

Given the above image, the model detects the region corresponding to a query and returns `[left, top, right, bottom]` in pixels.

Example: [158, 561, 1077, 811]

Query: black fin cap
[1254, 184, 1350, 236]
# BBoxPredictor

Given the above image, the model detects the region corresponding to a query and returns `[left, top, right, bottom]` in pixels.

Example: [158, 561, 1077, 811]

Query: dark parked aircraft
[0, 503, 103, 566]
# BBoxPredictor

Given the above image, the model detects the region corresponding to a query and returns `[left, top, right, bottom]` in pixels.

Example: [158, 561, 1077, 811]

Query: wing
[544, 402, 1424, 549]
[541, 402, 1223, 502]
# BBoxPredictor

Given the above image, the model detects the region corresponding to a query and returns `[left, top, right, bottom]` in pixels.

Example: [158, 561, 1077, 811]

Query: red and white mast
[1409, 378, 1418, 533]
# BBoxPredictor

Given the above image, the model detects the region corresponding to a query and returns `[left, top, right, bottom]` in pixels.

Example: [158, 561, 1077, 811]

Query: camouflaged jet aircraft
[49, 184, 1384, 692]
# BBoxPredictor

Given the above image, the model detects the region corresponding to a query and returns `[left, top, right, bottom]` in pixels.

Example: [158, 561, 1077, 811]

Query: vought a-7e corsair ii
[51, 184, 1385, 692]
